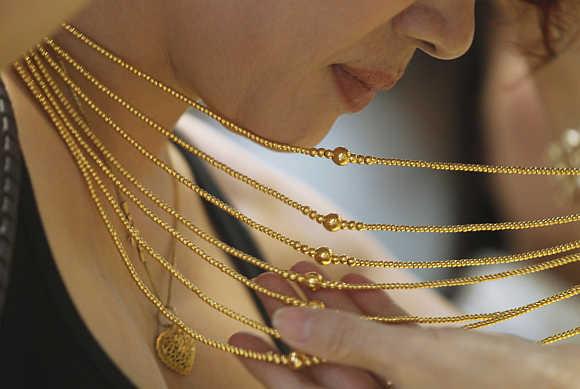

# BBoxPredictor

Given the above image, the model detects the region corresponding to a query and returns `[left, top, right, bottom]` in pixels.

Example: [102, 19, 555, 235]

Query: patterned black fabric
[0, 163, 136, 388]
[0, 80, 22, 322]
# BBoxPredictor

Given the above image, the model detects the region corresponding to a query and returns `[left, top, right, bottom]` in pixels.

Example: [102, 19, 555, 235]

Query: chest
[8, 78, 268, 388]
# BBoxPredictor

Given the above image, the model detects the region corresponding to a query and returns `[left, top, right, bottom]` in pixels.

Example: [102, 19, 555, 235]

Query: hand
[229, 261, 407, 388]
[231, 262, 580, 388]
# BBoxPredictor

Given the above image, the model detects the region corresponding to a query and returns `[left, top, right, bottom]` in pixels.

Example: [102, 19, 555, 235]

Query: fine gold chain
[366, 285, 579, 325]
[57, 25, 580, 239]
[541, 327, 580, 344]
[30, 45, 579, 337]
[30, 39, 580, 342]
[34, 42, 580, 294]
[59, 54, 182, 322]
[30, 44, 580, 335]
[15, 30, 578, 369]
[38, 39, 580, 286]
[14, 57, 322, 369]
[26, 51, 308, 319]
[60, 23, 580, 177]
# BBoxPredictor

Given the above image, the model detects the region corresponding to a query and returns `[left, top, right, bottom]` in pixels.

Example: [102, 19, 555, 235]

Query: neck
[51, 3, 191, 184]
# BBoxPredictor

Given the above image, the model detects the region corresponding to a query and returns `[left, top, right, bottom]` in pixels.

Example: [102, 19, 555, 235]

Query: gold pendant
[155, 324, 196, 375]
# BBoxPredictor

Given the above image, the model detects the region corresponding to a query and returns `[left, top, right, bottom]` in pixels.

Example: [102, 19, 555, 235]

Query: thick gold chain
[366, 285, 580, 326]
[28, 51, 310, 309]
[59, 53, 180, 319]
[41, 44, 580, 337]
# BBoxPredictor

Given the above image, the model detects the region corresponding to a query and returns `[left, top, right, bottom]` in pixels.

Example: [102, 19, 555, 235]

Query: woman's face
[165, 0, 475, 146]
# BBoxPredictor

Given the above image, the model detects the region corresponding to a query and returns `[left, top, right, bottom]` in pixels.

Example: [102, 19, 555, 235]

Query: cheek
[167, 20, 343, 145]
[233, 67, 343, 146]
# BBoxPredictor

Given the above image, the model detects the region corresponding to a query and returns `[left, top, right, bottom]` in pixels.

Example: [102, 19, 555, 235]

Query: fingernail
[272, 307, 312, 344]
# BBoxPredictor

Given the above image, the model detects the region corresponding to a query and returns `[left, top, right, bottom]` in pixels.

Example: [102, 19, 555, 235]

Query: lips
[331, 64, 400, 113]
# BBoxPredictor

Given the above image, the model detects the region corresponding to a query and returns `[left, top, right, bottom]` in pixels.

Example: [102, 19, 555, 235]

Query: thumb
[273, 307, 400, 373]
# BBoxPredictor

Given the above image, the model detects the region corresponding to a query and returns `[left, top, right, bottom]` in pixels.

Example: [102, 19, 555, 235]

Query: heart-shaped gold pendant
[155, 325, 196, 375]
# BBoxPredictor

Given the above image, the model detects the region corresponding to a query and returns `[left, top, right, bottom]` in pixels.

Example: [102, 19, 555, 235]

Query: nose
[392, 0, 475, 60]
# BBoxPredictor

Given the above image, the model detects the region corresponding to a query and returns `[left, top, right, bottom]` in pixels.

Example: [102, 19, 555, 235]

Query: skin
[482, 3, 580, 284]
[0, 0, 474, 387]
[234, 265, 580, 388]
[2, 1, 578, 389]
[236, 4, 580, 388]
[0, 0, 89, 66]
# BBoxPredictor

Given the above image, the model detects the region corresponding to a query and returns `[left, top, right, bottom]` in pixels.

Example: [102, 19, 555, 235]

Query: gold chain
[366, 285, 579, 326]
[30, 39, 580, 324]
[35, 43, 579, 339]
[57, 24, 580, 239]
[32, 41, 580, 295]
[35, 40, 580, 295]
[30, 46, 580, 333]
[31, 48, 315, 305]
[463, 285, 580, 330]
[541, 327, 580, 344]
[15, 57, 322, 369]
[59, 53, 181, 320]
[13, 28, 578, 369]
[26, 52, 307, 328]
[59, 23, 580, 177]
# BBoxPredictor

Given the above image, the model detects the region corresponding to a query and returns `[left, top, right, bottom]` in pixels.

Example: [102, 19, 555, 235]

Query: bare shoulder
[176, 113, 456, 316]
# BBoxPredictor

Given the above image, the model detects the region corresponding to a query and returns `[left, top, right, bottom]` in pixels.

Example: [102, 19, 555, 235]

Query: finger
[254, 272, 301, 316]
[273, 307, 543, 388]
[341, 274, 408, 385]
[341, 273, 408, 318]
[272, 306, 451, 376]
[255, 272, 381, 388]
[292, 261, 360, 312]
[229, 332, 320, 389]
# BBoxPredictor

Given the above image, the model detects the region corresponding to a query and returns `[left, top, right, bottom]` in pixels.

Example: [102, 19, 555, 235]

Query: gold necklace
[122, 160, 198, 376]
[32, 37, 579, 323]
[45, 29, 580, 274]
[58, 58, 197, 375]
[58, 23, 580, 178]
[148, 160, 197, 376]
[14, 56, 320, 369]
[31, 46, 580, 324]
[125, 180, 197, 376]
[32, 44, 579, 339]
[13, 30, 580, 370]
[36, 38, 580, 293]
[28, 40, 574, 324]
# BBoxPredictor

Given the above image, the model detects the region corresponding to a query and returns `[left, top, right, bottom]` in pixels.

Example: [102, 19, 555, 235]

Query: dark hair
[526, 0, 578, 57]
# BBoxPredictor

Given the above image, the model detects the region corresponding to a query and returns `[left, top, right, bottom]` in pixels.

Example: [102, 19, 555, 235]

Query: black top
[0, 141, 282, 387]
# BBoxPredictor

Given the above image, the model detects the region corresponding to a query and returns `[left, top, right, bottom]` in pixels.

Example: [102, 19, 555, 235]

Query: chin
[268, 113, 338, 148]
